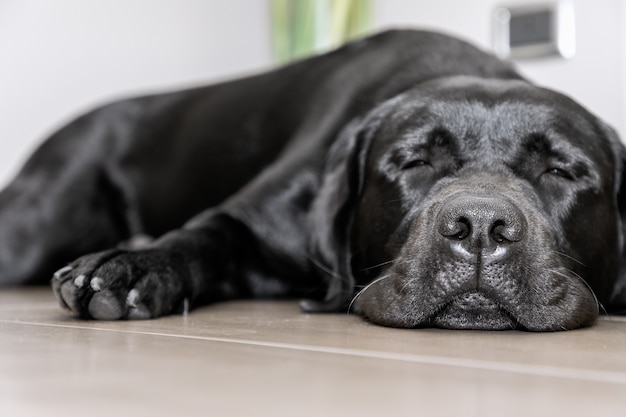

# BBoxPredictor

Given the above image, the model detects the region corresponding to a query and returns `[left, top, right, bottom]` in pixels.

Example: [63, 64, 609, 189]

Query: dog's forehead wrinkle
[382, 97, 562, 158]
[433, 101, 548, 139]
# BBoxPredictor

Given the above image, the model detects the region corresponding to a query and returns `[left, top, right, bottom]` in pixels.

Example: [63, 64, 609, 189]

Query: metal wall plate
[493, 1, 576, 60]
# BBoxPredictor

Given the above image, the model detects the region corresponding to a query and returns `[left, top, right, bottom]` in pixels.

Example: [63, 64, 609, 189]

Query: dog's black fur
[1, 30, 625, 330]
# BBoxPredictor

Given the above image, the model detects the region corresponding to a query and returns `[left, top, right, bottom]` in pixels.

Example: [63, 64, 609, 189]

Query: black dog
[1, 30, 625, 331]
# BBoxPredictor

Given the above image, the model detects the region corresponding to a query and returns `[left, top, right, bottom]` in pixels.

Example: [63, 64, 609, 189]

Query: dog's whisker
[563, 269, 605, 316]
[552, 251, 586, 267]
[360, 259, 395, 272]
[306, 254, 346, 282]
[568, 270, 607, 317]
[384, 199, 404, 205]
[347, 273, 393, 315]
[548, 268, 605, 316]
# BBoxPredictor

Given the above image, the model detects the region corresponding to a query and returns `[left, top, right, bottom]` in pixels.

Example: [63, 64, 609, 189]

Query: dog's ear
[605, 122, 626, 311]
[300, 118, 376, 313]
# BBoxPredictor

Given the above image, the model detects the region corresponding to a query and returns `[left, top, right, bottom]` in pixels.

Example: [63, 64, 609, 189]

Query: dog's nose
[437, 195, 526, 259]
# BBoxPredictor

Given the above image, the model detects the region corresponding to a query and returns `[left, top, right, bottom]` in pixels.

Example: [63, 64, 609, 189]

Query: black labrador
[1, 30, 625, 331]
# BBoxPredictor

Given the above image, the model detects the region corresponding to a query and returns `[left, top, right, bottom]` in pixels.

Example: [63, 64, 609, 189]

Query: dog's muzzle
[432, 193, 529, 329]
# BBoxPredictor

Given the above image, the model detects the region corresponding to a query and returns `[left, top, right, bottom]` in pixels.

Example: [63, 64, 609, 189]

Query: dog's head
[307, 76, 626, 331]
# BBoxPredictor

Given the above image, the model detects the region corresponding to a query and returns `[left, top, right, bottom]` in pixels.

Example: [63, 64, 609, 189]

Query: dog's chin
[431, 291, 516, 330]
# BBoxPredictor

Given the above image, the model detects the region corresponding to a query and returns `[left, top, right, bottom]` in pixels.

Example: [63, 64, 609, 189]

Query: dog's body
[1, 30, 625, 330]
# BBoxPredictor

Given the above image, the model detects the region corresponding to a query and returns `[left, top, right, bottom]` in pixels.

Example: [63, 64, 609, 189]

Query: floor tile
[1, 288, 625, 416]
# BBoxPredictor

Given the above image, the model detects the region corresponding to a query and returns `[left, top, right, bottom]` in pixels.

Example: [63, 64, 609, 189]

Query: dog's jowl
[1, 30, 625, 331]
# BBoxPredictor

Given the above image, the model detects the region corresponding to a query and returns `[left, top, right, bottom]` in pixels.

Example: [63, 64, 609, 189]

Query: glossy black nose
[437, 195, 527, 258]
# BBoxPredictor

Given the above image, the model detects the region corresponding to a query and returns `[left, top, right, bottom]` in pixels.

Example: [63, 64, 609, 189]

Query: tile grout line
[5, 319, 626, 385]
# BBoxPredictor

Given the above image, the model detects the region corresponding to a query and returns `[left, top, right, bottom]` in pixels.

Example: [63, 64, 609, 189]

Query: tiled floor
[1, 288, 625, 416]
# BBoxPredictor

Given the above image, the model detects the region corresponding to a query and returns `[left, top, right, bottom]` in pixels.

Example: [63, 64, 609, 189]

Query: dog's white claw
[126, 289, 152, 319]
[126, 289, 140, 308]
[73, 274, 86, 288]
[90, 277, 104, 292]
[53, 266, 73, 280]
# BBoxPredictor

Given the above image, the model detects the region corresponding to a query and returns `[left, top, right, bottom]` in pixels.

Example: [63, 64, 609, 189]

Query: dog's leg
[51, 209, 311, 319]
[51, 145, 328, 320]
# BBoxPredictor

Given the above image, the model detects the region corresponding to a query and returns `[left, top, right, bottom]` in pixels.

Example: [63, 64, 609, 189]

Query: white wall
[0, 0, 273, 187]
[374, 0, 626, 141]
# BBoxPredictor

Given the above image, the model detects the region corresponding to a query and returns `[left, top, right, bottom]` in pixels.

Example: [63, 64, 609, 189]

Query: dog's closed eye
[401, 159, 430, 170]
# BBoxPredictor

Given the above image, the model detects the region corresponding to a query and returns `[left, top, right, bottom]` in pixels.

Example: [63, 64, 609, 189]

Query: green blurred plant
[271, 0, 373, 63]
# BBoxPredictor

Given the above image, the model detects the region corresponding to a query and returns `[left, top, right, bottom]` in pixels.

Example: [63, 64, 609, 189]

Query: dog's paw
[52, 249, 190, 320]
